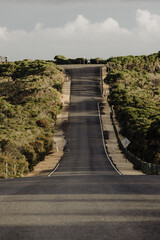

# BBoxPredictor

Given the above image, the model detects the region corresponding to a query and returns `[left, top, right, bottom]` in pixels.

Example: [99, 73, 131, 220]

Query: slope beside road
[0, 66, 160, 240]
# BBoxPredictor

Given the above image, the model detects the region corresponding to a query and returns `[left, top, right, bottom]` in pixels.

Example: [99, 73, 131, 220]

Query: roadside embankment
[101, 72, 144, 175]
[100, 100, 144, 175]
[27, 77, 71, 177]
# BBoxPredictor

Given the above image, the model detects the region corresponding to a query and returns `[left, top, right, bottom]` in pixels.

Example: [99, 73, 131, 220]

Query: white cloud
[34, 23, 45, 31]
[64, 15, 90, 33]
[136, 9, 160, 33]
[0, 9, 160, 60]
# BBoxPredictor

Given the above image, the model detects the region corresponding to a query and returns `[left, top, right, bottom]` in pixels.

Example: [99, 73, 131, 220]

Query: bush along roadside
[105, 52, 160, 171]
[0, 60, 65, 178]
[110, 107, 160, 175]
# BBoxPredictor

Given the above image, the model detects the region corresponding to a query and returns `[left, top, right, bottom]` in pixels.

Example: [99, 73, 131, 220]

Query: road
[0, 66, 160, 240]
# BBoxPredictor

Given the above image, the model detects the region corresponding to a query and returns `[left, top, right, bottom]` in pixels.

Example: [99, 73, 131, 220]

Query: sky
[0, 0, 160, 61]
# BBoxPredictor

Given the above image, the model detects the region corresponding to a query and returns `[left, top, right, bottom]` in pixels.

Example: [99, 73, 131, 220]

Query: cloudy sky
[0, 0, 160, 61]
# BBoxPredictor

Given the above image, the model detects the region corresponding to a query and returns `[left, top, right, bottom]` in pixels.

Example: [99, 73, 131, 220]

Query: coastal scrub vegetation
[0, 60, 65, 178]
[105, 52, 160, 165]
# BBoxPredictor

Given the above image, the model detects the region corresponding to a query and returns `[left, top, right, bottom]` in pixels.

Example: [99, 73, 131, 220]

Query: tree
[54, 55, 68, 64]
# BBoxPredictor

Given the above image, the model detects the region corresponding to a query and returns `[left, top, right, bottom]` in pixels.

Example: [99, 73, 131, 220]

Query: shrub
[33, 139, 46, 162]
[21, 144, 37, 171]
[0, 60, 65, 177]
[36, 119, 51, 128]
[106, 51, 160, 164]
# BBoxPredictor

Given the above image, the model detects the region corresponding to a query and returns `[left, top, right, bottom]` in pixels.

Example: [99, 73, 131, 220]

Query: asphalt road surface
[0, 66, 160, 240]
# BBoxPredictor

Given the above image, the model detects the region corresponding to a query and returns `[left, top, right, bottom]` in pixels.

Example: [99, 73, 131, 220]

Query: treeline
[53, 55, 106, 65]
[105, 52, 160, 165]
[0, 60, 65, 178]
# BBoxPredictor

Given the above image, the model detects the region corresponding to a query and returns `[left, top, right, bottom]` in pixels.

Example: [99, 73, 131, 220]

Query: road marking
[48, 163, 60, 177]
[97, 102, 122, 175]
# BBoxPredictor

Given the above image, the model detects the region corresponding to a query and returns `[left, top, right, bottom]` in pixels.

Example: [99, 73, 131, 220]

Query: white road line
[48, 163, 60, 177]
[97, 101, 122, 175]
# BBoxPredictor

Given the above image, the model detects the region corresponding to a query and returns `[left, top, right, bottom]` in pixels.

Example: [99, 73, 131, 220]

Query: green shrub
[106, 51, 160, 164]
[21, 144, 37, 171]
[0, 60, 65, 177]
[33, 139, 46, 162]
[0, 154, 28, 178]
